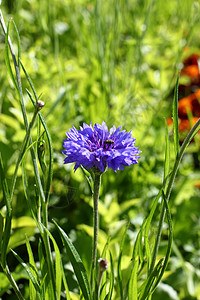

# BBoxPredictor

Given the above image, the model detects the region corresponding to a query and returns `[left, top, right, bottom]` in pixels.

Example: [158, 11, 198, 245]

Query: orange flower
[181, 65, 200, 77]
[179, 117, 200, 133]
[167, 118, 173, 126]
[178, 89, 200, 118]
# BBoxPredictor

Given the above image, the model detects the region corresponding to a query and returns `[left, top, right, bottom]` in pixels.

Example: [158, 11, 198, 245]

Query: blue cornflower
[62, 121, 141, 173]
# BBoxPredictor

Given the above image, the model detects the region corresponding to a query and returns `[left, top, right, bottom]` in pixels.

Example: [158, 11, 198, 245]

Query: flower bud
[36, 100, 45, 110]
[98, 258, 108, 272]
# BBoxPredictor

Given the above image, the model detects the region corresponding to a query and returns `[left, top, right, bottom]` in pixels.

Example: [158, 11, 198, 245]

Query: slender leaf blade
[54, 221, 91, 300]
[145, 188, 163, 273]
[11, 249, 41, 294]
[41, 224, 63, 300]
[4, 20, 19, 94]
[150, 191, 173, 294]
[164, 119, 170, 181]
[0, 153, 12, 268]
[25, 237, 41, 300]
[173, 75, 179, 156]
[117, 222, 129, 300]
[25, 88, 53, 204]
[128, 257, 139, 300]
[61, 261, 71, 300]
[105, 252, 114, 300]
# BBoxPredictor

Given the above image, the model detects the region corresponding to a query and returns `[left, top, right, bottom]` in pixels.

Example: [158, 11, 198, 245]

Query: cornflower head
[62, 121, 141, 173]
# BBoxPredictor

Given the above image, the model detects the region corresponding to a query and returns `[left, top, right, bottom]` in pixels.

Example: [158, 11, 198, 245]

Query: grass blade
[4, 20, 19, 94]
[145, 188, 163, 274]
[139, 258, 164, 300]
[25, 87, 53, 204]
[12, 19, 21, 67]
[164, 119, 170, 181]
[41, 224, 63, 300]
[173, 75, 179, 157]
[128, 257, 139, 300]
[54, 221, 91, 300]
[38, 239, 52, 299]
[150, 191, 173, 294]
[105, 252, 114, 300]
[0, 153, 12, 269]
[25, 237, 41, 300]
[117, 222, 129, 300]
[11, 249, 41, 294]
[61, 262, 71, 300]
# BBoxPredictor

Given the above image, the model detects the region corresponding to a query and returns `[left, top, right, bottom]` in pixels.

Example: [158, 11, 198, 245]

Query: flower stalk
[91, 172, 101, 293]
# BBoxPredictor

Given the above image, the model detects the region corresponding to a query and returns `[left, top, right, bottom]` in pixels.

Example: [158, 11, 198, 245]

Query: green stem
[90, 173, 101, 294]
[0, 8, 46, 204]
[10, 107, 39, 201]
[41, 201, 57, 299]
[150, 117, 200, 273]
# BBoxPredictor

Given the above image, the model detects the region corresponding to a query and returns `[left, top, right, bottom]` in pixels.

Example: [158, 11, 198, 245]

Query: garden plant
[0, 1, 200, 299]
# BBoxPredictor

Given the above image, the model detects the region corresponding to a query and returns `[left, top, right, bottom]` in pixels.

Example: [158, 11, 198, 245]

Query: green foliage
[0, 0, 200, 299]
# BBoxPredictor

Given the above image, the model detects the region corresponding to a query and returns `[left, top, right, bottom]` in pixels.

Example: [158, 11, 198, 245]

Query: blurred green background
[0, 0, 200, 298]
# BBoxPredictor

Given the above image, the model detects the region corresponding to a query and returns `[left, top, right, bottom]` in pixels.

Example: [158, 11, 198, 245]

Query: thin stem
[41, 201, 57, 299]
[10, 107, 39, 201]
[0, 8, 46, 204]
[0, 11, 54, 298]
[150, 117, 200, 273]
[90, 173, 101, 294]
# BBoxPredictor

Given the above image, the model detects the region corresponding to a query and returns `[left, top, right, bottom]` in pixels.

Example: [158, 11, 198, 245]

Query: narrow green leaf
[11, 249, 41, 294]
[0, 211, 4, 247]
[25, 237, 41, 300]
[61, 261, 71, 300]
[150, 191, 173, 294]
[138, 227, 144, 266]
[128, 257, 139, 300]
[139, 258, 164, 300]
[100, 238, 111, 300]
[20, 60, 38, 103]
[164, 119, 170, 181]
[4, 264, 25, 300]
[105, 252, 114, 300]
[22, 164, 38, 226]
[25, 88, 53, 204]
[41, 224, 62, 300]
[38, 239, 52, 299]
[173, 75, 179, 156]
[12, 19, 21, 67]
[132, 220, 146, 263]
[4, 20, 19, 94]
[0, 153, 11, 214]
[38, 239, 47, 299]
[117, 222, 129, 300]
[0, 153, 12, 269]
[54, 221, 91, 300]
[144, 188, 163, 273]
[101, 237, 110, 258]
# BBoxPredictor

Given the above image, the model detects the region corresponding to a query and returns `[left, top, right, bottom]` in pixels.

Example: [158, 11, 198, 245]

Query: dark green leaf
[54, 221, 91, 300]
